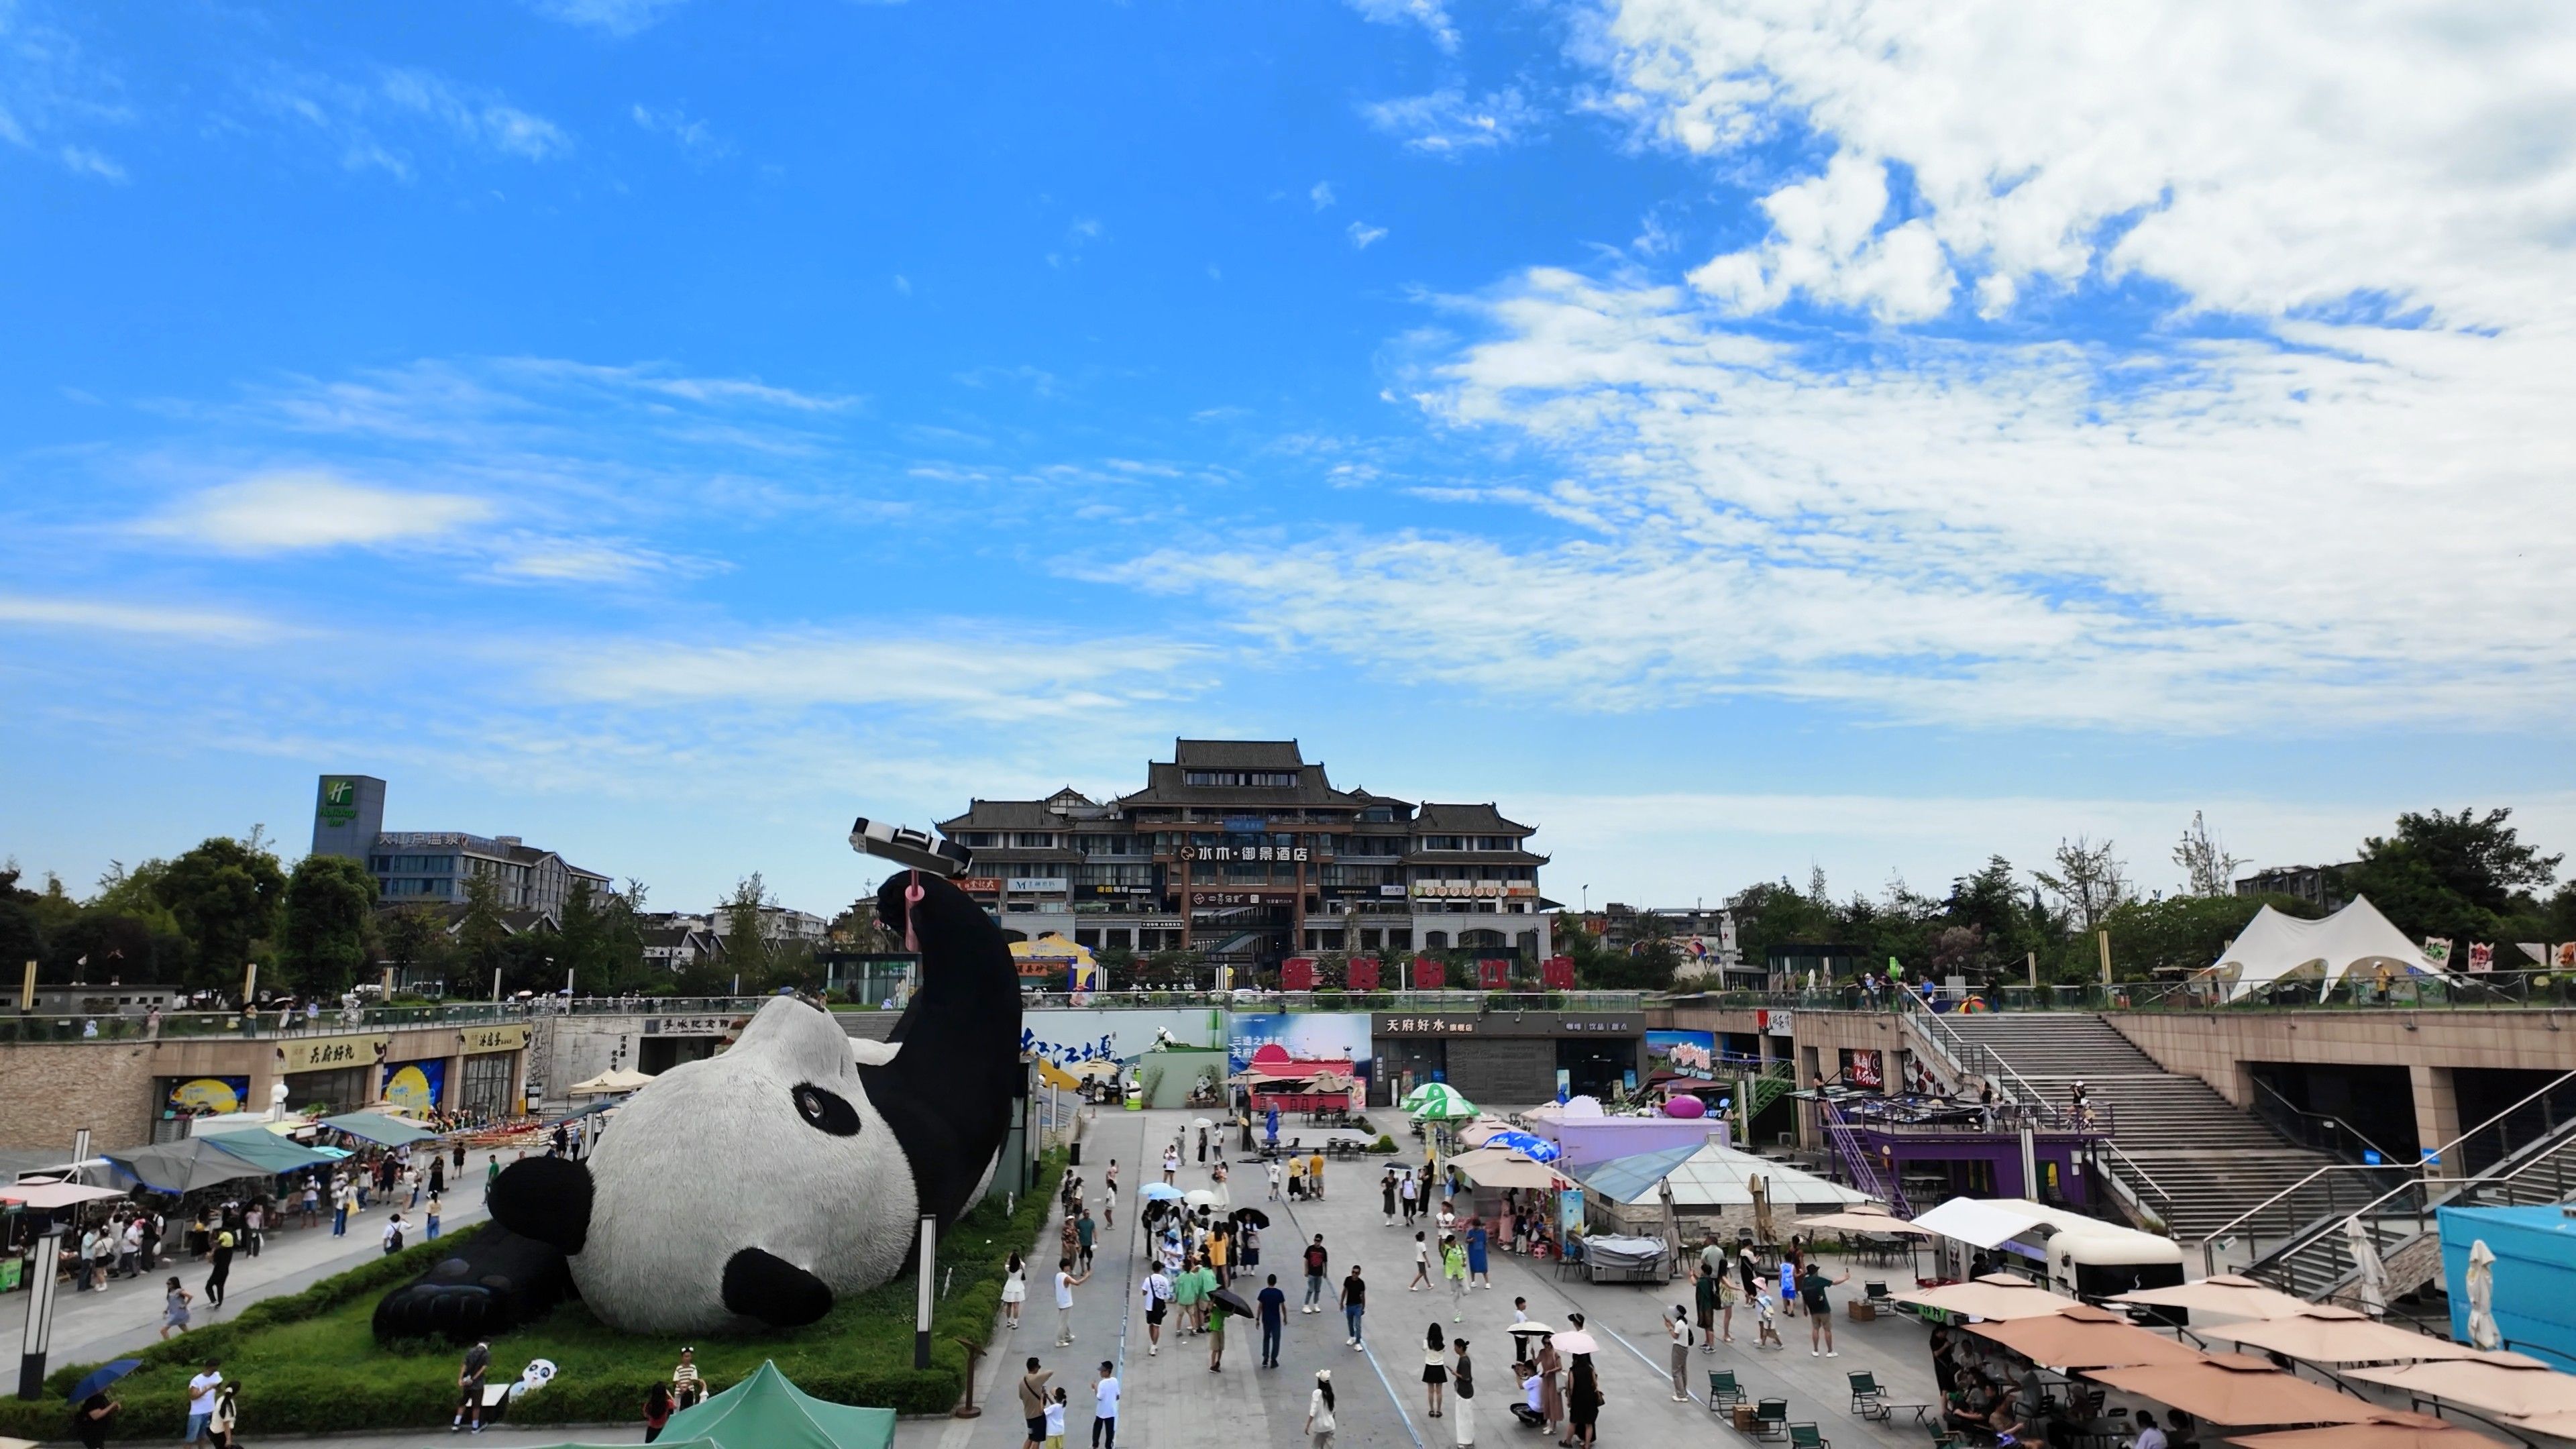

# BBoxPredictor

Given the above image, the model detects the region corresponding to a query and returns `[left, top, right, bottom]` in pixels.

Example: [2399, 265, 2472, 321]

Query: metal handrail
[2097, 1139, 2180, 1212]
[2249, 1078, 2405, 1165]
[2430, 1067, 2576, 1165]
[2247, 1112, 2576, 1295]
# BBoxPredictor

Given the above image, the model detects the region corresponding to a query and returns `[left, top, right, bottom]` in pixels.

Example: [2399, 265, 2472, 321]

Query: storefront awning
[201, 1131, 337, 1176]
[322, 1112, 440, 1147]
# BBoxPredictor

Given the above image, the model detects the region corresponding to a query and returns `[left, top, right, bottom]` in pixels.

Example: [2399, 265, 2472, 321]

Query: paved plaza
[264, 1107, 1947, 1449]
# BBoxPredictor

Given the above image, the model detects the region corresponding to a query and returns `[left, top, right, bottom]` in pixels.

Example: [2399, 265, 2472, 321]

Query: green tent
[199, 1130, 337, 1176]
[523, 1361, 897, 1449]
[1407, 1083, 1479, 1121]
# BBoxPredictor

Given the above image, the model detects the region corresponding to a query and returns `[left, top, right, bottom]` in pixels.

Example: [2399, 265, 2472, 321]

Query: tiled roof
[1401, 849, 1550, 867]
[1171, 739, 1306, 769]
[938, 799, 1076, 831]
[1413, 802, 1534, 835]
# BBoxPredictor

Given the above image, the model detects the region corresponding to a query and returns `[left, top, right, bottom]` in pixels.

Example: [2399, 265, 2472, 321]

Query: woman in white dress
[1305, 1370, 1337, 1449]
[1000, 1250, 1028, 1328]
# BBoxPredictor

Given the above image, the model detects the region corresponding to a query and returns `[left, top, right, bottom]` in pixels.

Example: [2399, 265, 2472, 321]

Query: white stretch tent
[1913, 1197, 2095, 1250]
[2200, 896, 2454, 1002]
[1580, 1141, 1868, 1211]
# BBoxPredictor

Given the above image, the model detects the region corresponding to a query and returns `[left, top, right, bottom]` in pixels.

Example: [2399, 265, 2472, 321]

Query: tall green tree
[280, 853, 380, 994]
[720, 873, 775, 991]
[0, 867, 48, 986]
[380, 903, 456, 990]
[2342, 808, 2563, 944]
[153, 836, 287, 992]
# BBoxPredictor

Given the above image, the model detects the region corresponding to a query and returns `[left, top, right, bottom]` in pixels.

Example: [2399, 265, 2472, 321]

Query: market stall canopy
[2205, 1307, 2490, 1364]
[104, 1139, 273, 1195]
[322, 1112, 440, 1147]
[1580, 1142, 1868, 1211]
[1071, 1060, 1122, 1081]
[658, 1360, 896, 1449]
[2198, 897, 2455, 1003]
[194, 1130, 337, 1176]
[1794, 1204, 1933, 1236]
[2345, 1354, 2576, 1419]
[2227, 1415, 2510, 1449]
[2114, 1275, 2316, 1321]
[186, 1112, 316, 1136]
[1457, 1116, 1514, 1148]
[0, 1182, 126, 1211]
[1408, 1084, 1481, 1121]
[1447, 1148, 1574, 1191]
[1913, 1196, 2102, 1250]
[1964, 1303, 2208, 1368]
[2091, 1354, 2380, 1428]
[569, 1068, 657, 1096]
[1894, 1273, 2084, 1322]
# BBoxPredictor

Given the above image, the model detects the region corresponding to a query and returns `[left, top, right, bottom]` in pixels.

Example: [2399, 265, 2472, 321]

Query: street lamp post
[17, 1224, 64, 1399]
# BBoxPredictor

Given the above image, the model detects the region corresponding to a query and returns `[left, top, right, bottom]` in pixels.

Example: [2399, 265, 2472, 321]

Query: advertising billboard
[1645, 1028, 1716, 1080]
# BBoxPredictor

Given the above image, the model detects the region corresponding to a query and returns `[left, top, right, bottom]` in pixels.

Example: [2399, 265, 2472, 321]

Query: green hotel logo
[318, 777, 359, 827]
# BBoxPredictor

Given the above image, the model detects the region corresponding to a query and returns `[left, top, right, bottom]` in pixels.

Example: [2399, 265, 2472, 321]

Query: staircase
[1940, 1012, 2337, 1242]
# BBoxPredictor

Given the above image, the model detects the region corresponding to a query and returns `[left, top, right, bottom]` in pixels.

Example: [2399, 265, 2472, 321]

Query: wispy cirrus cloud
[0, 593, 293, 642]
[631, 102, 727, 160]
[527, 0, 693, 37]
[1346, 220, 1388, 250]
[247, 64, 570, 178]
[1344, 0, 1457, 52]
[1360, 87, 1539, 156]
[0, 1, 134, 181]
[131, 470, 493, 553]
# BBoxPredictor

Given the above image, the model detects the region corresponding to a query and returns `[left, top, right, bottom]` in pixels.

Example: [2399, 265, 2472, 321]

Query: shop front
[278, 1033, 388, 1116]
[153, 1074, 253, 1142]
[1371, 1012, 1645, 1106]
[457, 1024, 529, 1119]
[638, 1012, 733, 1074]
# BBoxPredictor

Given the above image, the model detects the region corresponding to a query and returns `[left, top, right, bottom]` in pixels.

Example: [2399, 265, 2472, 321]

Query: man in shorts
[1018, 1356, 1053, 1449]
[184, 1359, 223, 1444]
[1799, 1263, 1850, 1357]
[454, 1339, 491, 1432]
[1141, 1266, 1174, 1355]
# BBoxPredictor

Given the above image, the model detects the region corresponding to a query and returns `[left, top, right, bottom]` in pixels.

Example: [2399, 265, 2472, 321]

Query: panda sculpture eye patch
[793, 1082, 862, 1136]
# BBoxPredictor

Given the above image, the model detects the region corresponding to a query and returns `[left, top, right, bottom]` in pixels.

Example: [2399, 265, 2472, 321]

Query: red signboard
[1540, 955, 1575, 989]
[1346, 956, 1381, 991]
[957, 877, 1003, 894]
[1282, 957, 1316, 991]
[1411, 956, 1445, 990]
[1477, 958, 1510, 989]
[1843, 1049, 1884, 1091]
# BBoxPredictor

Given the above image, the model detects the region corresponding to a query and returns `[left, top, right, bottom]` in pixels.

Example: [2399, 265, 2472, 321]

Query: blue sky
[5, 0, 2573, 916]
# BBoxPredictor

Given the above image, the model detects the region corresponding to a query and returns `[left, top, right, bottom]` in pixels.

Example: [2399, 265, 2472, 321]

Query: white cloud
[529, 0, 692, 36]
[1347, 221, 1389, 250]
[1360, 87, 1539, 156]
[630, 103, 727, 160]
[1344, 0, 1458, 52]
[1310, 180, 1336, 210]
[551, 630, 1213, 723]
[251, 65, 571, 177]
[133, 471, 494, 553]
[1686, 153, 1955, 322]
[0, 594, 289, 642]
[56, 142, 123, 181]
[1592, 0, 2576, 326]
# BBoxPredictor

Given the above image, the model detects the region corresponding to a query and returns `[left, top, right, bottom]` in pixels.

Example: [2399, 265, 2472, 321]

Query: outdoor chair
[1848, 1371, 1888, 1420]
[1755, 1398, 1790, 1440]
[1864, 1281, 1894, 1306]
[1709, 1369, 1745, 1412]
[1929, 1434, 1964, 1449]
[1789, 1422, 1833, 1449]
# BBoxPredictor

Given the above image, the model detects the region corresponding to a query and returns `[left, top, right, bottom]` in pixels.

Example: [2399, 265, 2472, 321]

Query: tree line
[0, 833, 841, 1003]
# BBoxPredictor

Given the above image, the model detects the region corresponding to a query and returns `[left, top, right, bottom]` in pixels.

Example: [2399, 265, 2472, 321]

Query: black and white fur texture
[375, 871, 1020, 1338]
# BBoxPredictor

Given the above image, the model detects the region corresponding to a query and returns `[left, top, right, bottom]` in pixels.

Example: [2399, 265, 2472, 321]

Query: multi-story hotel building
[937, 739, 1552, 966]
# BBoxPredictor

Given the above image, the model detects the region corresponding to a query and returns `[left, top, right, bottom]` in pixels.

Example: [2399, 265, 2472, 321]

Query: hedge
[0, 1149, 1066, 1440]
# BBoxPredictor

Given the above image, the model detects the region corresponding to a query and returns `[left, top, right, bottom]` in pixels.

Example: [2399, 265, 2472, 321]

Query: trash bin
[1070, 1142, 1083, 1166]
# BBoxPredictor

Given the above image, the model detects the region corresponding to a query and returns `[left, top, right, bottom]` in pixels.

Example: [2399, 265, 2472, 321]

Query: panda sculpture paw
[372, 1228, 574, 1344]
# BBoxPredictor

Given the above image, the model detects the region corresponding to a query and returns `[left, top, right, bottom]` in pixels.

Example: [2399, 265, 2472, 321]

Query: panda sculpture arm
[375, 870, 1021, 1340]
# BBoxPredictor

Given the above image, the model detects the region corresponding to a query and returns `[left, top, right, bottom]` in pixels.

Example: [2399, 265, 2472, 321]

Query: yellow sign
[462, 1024, 529, 1055]
[1034, 1057, 1081, 1091]
[278, 1034, 386, 1073]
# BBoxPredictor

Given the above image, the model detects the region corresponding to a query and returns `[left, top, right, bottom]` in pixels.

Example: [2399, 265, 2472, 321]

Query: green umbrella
[1407, 1084, 1479, 1121]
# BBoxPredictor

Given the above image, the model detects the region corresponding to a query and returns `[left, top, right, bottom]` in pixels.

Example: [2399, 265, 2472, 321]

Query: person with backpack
[382, 1212, 409, 1256]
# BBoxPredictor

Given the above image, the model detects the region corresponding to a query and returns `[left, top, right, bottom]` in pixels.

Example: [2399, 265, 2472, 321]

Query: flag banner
[2468, 943, 2493, 973]
[2423, 937, 2454, 965]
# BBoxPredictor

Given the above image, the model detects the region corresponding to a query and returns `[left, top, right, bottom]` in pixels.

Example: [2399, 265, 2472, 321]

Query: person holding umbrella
[1208, 1282, 1255, 1371]
[71, 1388, 119, 1448]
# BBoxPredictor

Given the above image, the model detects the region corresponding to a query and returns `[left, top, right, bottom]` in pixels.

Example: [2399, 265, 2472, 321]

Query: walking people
[1410, 1231, 1433, 1290]
[1566, 1348, 1603, 1449]
[1305, 1370, 1337, 1449]
[1697, 1258, 1725, 1348]
[1401, 1169, 1419, 1223]
[1162, 1146, 1180, 1184]
[160, 1277, 191, 1340]
[1140, 1264, 1173, 1355]
[1383, 1168, 1400, 1226]
[1258, 1273, 1288, 1368]
[1452, 1336, 1477, 1448]
[1800, 1260, 1850, 1356]
[1666, 1304, 1694, 1399]
[1045, 1387, 1068, 1449]
[1172, 1253, 1205, 1338]
[184, 1360, 223, 1448]
[1340, 1263, 1368, 1348]
[1302, 1234, 1330, 1312]
[426, 1190, 443, 1241]
[1424, 1322, 1449, 1416]
[1055, 1257, 1088, 1346]
[1018, 1358, 1054, 1449]
[1466, 1218, 1489, 1289]
[1444, 1236, 1468, 1322]
[1075, 1207, 1095, 1274]
[1002, 1250, 1028, 1330]
[1092, 1362, 1120, 1449]
[203, 1226, 233, 1309]
[1536, 1332, 1565, 1442]
[1206, 1284, 1228, 1371]
[383, 1212, 409, 1255]
[1308, 1150, 1324, 1199]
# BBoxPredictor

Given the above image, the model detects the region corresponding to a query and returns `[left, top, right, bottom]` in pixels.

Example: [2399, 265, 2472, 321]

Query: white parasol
[1553, 1330, 1598, 1355]
[2467, 1238, 2500, 1350]
[2345, 1216, 2389, 1318]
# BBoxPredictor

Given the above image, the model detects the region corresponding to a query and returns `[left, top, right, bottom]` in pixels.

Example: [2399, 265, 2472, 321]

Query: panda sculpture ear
[859, 871, 1021, 1228]
[488, 1155, 594, 1256]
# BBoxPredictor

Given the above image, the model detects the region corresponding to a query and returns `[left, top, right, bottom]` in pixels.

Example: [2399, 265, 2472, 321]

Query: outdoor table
[1885, 1403, 1933, 1424]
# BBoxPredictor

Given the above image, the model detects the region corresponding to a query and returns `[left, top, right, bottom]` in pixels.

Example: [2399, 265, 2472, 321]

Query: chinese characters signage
[279, 1033, 386, 1073]
[1375, 1014, 1637, 1038]
[1180, 846, 1309, 863]
[645, 1016, 737, 1036]
[462, 1024, 529, 1055]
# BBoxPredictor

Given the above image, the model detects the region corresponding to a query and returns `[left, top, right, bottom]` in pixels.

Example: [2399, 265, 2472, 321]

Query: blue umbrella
[1140, 1182, 1186, 1201]
[68, 1359, 141, 1402]
[1489, 1132, 1560, 1163]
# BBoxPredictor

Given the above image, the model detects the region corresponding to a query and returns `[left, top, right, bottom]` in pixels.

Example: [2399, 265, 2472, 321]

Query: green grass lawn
[3, 1151, 1062, 1441]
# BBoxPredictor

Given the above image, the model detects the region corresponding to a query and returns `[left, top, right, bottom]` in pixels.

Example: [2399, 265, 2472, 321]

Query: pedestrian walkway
[0, 1171, 493, 1369]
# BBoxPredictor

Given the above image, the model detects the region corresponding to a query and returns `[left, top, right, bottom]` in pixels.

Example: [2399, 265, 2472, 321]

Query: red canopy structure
[1240, 1042, 1356, 1112]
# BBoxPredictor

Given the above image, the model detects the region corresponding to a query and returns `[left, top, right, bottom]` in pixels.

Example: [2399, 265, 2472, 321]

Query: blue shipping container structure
[2440, 1204, 2576, 1369]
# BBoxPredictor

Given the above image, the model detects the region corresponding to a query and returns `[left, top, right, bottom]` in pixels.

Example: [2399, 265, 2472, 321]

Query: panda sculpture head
[489, 871, 1021, 1333]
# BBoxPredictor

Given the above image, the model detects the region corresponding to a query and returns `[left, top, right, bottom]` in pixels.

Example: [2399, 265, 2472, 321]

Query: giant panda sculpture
[375, 871, 1021, 1338]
